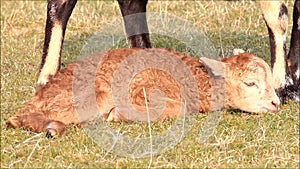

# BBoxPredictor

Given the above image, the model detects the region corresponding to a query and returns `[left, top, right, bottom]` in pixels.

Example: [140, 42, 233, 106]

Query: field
[1, 0, 299, 168]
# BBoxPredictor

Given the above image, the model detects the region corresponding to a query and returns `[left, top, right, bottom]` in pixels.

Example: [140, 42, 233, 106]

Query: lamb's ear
[233, 48, 245, 55]
[200, 57, 225, 78]
[200, 57, 226, 112]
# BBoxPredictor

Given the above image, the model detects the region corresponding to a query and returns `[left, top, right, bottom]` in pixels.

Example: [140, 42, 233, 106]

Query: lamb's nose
[271, 100, 280, 111]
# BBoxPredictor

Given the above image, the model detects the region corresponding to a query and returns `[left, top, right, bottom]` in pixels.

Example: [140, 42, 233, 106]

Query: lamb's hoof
[45, 121, 66, 138]
[103, 107, 124, 122]
[46, 128, 58, 138]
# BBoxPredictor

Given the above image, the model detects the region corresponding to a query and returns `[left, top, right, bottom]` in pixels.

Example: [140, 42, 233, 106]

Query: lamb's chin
[239, 107, 268, 114]
[259, 106, 278, 114]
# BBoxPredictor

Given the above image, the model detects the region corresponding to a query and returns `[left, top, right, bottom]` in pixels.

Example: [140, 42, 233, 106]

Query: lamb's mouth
[262, 106, 279, 114]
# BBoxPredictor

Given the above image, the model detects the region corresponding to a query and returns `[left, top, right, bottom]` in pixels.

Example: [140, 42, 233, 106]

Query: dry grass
[1, 0, 299, 168]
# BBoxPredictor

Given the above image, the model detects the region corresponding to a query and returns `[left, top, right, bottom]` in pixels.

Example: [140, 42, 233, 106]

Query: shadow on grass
[61, 30, 272, 66]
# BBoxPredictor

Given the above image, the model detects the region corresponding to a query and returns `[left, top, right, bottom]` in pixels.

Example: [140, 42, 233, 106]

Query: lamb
[6, 48, 280, 138]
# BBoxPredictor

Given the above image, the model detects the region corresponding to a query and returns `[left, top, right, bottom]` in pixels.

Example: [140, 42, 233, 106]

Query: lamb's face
[225, 53, 280, 113]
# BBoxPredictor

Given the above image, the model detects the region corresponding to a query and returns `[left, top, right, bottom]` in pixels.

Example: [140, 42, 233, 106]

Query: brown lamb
[6, 48, 280, 137]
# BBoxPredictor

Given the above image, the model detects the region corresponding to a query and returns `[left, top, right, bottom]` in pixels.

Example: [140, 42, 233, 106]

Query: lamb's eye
[244, 81, 256, 87]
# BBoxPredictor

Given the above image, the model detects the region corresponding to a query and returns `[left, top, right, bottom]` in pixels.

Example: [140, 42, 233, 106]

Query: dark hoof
[45, 121, 66, 138]
[276, 83, 300, 103]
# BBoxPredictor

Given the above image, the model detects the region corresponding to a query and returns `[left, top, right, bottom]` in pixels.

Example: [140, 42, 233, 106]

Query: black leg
[287, 0, 300, 88]
[117, 0, 152, 48]
[280, 0, 300, 102]
[261, 1, 300, 102]
[37, 0, 77, 88]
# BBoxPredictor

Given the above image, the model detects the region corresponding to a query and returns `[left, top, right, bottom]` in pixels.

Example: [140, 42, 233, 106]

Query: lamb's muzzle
[6, 48, 280, 137]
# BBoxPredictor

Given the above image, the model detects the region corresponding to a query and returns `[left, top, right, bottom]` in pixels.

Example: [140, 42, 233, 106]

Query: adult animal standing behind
[36, 0, 299, 102]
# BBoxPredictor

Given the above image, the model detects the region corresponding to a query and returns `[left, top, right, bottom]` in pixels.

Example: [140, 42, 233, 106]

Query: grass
[1, 0, 299, 168]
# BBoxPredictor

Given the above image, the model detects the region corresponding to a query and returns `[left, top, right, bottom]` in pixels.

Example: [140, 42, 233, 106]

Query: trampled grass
[1, 1, 299, 168]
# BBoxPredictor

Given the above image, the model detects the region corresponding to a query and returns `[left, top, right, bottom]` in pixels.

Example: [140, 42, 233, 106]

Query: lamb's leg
[117, 0, 152, 48]
[6, 113, 66, 138]
[37, 0, 77, 88]
[103, 104, 178, 122]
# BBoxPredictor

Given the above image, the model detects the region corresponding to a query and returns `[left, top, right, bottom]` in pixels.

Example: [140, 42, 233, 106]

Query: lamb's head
[223, 53, 280, 113]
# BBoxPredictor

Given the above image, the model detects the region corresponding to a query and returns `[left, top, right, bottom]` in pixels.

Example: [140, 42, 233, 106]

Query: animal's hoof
[45, 121, 66, 138]
[103, 107, 124, 122]
[46, 128, 58, 138]
[104, 107, 118, 122]
[276, 83, 300, 103]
